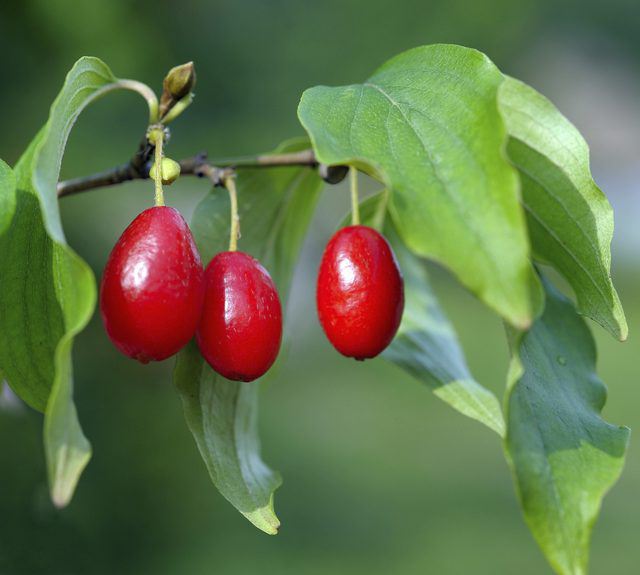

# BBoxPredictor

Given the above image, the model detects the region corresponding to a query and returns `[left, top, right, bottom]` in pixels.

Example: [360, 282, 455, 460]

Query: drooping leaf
[298, 44, 541, 329]
[504, 275, 629, 575]
[174, 342, 282, 534]
[499, 76, 627, 341]
[31, 58, 118, 243]
[345, 192, 505, 435]
[174, 139, 323, 534]
[0, 57, 137, 506]
[44, 292, 93, 507]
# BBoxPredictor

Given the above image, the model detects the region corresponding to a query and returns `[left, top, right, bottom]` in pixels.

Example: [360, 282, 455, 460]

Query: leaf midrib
[361, 81, 513, 299]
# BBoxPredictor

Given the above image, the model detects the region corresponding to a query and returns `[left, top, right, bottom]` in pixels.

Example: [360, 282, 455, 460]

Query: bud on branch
[159, 61, 196, 120]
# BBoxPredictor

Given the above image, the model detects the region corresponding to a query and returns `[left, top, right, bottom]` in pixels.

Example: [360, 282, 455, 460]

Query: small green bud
[165, 61, 196, 99]
[159, 62, 196, 119]
[150, 157, 181, 185]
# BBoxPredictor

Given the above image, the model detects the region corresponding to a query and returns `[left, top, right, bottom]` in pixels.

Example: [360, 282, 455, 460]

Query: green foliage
[504, 276, 629, 574]
[0, 57, 145, 506]
[498, 77, 627, 341]
[298, 44, 542, 329]
[174, 140, 323, 533]
[174, 342, 282, 534]
[0, 46, 630, 574]
[298, 45, 628, 572]
[31, 58, 117, 243]
[354, 193, 505, 435]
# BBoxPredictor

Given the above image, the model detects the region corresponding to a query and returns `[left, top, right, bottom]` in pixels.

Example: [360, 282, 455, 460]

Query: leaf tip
[510, 313, 533, 332]
[264, 522, 281, 536]
[617, 319, 629, 342]
[50, 486, 72, 509]
[246, 510, 281, 535]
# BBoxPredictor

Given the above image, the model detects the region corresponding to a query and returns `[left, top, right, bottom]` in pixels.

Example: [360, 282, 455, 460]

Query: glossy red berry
[316, 225, 404, 360]
[100, 206, 204, 363]
[197, 251, 282, 382]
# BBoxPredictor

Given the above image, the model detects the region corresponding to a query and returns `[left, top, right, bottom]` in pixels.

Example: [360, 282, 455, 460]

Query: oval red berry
[100, 206, 205, 363]
[316, 225, 404, 360]
[197, 251, 283, 382]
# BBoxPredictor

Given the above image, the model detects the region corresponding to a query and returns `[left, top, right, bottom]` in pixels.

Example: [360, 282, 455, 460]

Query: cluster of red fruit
[100, 204, 405, 382]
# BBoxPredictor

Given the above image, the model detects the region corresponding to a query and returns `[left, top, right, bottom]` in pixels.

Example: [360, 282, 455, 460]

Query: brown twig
[56, 149, 319, 198]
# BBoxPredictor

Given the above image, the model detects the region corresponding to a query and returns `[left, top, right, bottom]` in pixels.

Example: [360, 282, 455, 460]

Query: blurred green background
[1, 1, 639, 573]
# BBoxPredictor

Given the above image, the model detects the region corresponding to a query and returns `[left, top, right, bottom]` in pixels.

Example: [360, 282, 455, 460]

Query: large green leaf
[174, 139, 323, 534]
[504, 276, 629, 575]
[350, 192, 504, 435]
[499, 77, 627, 341]
[0, 57, 137, 506]
[298, 44, 541, 329]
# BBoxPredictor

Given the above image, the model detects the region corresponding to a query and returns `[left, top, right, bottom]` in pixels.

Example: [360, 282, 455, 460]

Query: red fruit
[316, 225, 404, 360]
[100, 206, 204, 363]
[197, 252, 282, 382]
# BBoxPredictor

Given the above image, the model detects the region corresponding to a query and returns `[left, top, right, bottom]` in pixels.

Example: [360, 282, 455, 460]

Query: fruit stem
[149, 128, 165, 207]
[224, 175, 240, 251]
[350, 167, 360, 226]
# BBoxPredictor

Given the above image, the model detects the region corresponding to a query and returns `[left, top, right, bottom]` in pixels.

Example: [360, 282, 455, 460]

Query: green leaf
[44, 294, 93, 507]
[499, 77, 627, 341]
[32, 58, 117, 243]
[175, 343, 282, 534]
[174, 139, 323, 534]
[504, 275, 629, 575]
[347, 192, 505, 435]
[298, 44, 541, 329]
[0, 57, 131, 506]
[385, 227, 505, 435]
[0, 159, 16, 235]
